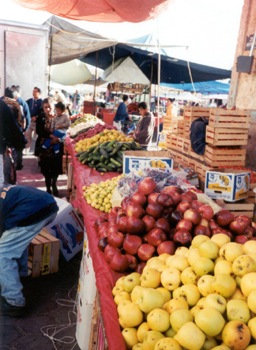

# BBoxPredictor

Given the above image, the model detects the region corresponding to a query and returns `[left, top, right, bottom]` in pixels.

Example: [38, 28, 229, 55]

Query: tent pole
[157, 20, 161, 147]
[48, 34, 53, 96]
[150, 57, 153, 110]
[93, 51, 98, 116]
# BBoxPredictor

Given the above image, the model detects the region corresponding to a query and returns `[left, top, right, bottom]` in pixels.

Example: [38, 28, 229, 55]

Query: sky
[0, 0, 244, 70]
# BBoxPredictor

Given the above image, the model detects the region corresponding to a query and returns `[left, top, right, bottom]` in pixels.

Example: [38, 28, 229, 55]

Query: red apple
[104, 245, 120, 263]
[200, 218, 209, 227]
[173, 230, 192, 246]
[229, 215, 251, 235]
[126, 202, 145, 219]
[198, 205, 214, 221]
[107, 224, 119, 235]
[169, 210, 184, 226]
[168, 191, 181, 206]
[157, 241, 176, 255]
[138, 177, 157, 195]
[123, 234, 142, 255]
[177, 201, 191, 213]
[108, 217, 116, 227]
[154, 218, 170, 233]
[98, 222, 109, 238]
[107, 231, 124, 248]
[110, 253, 129, 272]
[98, 237, 108, 252]
[211, 228, 233, 239]
[162, 207, 174, 219]
[209, 219, 219, 231]
[126, 217, 146, 235]
[147, 228, 167, 246]
[157, 193, 173, 207]
[214, 210, 234, 227]
[136, 262, 146, 274]
[176, 219, 193, 232]
[169, 228, 176, 240]
[184, 191, 198, 201]
[163, 186, 183, 194]
[117, 216, 128, 233]
[125, 254, 138, 270]
[109, 206, 121, 216]
[142, 215, 155, 232]
[116, 212, 126, 222]
[184, 209, 201, 225]
[131, 191, 147, 207]
[94, 216, 108, 230]
[180, 193, 193, 203]
[121, 197, 130, 211]
[191, 200, 204, 210]
[146, 202, 164, 219]
[142, 233, 149, 243]
[252, 222, 256, 230]
[245, 226, 254, 239]
[235, 235, 248, 244]
[148, 192, 160, 203]
[137, 244, 155, 261]
[193, 225, 211, 237]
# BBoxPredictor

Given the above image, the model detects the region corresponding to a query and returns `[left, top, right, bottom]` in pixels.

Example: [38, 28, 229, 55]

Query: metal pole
[48, 34, 53, 96]
[93, 51, 98, 116]
[150, 57, 153, 111]
[157, 19, 161, 146]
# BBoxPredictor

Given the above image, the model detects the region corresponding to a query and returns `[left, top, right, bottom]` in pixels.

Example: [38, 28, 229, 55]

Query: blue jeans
[43, 130, 66, 154]
[0, 213, 57, 307]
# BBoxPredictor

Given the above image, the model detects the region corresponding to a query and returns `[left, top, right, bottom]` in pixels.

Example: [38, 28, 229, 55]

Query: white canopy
[50, 59, 92, 85]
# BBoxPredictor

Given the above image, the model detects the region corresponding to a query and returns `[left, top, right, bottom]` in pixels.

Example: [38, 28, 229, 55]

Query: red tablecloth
[66, 137, 126, 350]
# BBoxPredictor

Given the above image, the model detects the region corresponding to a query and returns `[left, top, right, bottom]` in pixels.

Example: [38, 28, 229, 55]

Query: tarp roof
[50, 59, 92, 85]
[13, 0, 174, 23]
[161, 80, 230, 94]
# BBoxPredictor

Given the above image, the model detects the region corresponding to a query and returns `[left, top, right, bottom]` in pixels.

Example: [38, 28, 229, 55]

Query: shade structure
[50, 59, 92, 85]
[12, 0, 175, 23]
[161, 80, 230, 95]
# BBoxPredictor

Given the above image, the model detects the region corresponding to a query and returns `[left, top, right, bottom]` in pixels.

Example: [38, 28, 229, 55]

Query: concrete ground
[0, 152, 83, 350]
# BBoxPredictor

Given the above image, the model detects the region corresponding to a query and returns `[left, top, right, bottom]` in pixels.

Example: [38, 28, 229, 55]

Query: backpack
[190, 117, 209, 155]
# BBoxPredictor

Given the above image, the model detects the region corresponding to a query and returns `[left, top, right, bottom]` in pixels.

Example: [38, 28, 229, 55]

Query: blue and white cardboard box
[205, 169, 250, 202]
[123, 150, 173, 174]
[44, 197, 84, 261]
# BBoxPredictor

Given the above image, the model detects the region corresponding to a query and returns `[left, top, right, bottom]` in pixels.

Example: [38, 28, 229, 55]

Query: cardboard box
[205, 169, 251, 202]
[123, 150, 173, 174]
[44, 197, 85, 261]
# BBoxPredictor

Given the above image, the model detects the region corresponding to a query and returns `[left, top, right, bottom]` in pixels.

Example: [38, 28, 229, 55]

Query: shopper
[166, 98, 177, 117]
[36, 97, 64, 196]
[11, 85, 31, 133]
[129, 102, 155, 149]
[25, 87, 43, 153]
[0, 184, 58, 317]
[72, 90, 81, 109]
[113, 95, 131, 129]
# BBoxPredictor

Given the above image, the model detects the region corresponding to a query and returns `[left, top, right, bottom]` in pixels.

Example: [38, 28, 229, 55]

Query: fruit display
[74, 129, 131, 153]
[76, 139, 143, 173]
[94, 177, 256, 273]
[69, 114, 100, 128]
[68, 115, 104, 137]
[113, 237, 256, 350]
[72, 123, 117, 144]
[83, 175, 123, 212]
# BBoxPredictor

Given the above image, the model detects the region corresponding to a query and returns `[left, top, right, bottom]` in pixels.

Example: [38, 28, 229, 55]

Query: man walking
[25, 87, 42, 153]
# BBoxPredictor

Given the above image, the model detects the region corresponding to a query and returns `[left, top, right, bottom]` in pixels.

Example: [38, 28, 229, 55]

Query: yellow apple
[137, 288, 164, 313]
[222, 321, 251, 350]
[245, 346, 256, 350]
[187, 248, 201, 267]
[197, 297, 206, 307]
[137, 322, 150, 343]
[192, 235, 210, 248]
[112, 285, 124, 296]
[219, 242, 243, 263]
[170, 308, 193, 332]
[211, 345, 231, 350]
[143, 331, 165, 350]
[211, 233, 231, 248]
[123, 273, 141, 293]
[197, 275, 214, 297]
[240, 272, 256, 297]
[140, 268, 161, 288]
[122, 328, 138, 350]
[204, 294, 226, 314]
[146, 257, 165, 270]
[228, 288, 247, 302]
[119, 302, 143, 328]
[226, 299, 250, 323]
[174, 283, 200, 307]
[147, 308, 170, 332]
[131, 286, 146, 303]
[161, 267, 181, 291]
[158, 253, 171, 263]
[116, 276, 126, 286]
[193, 257, 214, 276]
[165, 326, 177, 337]
[156, 287, 172, 304]
[181, 267, 198, 285]
[114, 291, 131, 305]
[195, 307, 225, 337]
[243, 241, 256, 255]
[232, 255, 256, 277]
[132, 344, 143, 350]
[248, 253, 256, 262]
[166, 255, 189, 272]
[214, 260, 233, 276]
[175, 322, 205, 350]
[215, 256, 225, 264]
[117, 300, 132, 315]
[155, 337, 182, 350]
[211, 274, 236, 298]
[248, 317, 256, 339]
[174, 246, 189, 257]
[190, 305, 204, 319]
[201, 335, 218, 350]
[166, 296, 189, 314]
[199, 240, 219, 260]
[247, 290, 256, 313]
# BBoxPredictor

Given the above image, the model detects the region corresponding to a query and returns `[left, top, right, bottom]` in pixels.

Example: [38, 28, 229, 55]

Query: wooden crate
[206, 126, 249, 146]
[170, 135, 178, 150]
[177, 136, 184, 153]
[216, 199, 255, 219]
[248, 183, 256, 204]
[209, 108, 251, 129]
[190, 150, 205, 162]
[89, 291, 108, 350]
[182, 138, 191, 155]
[28, 230, 60, 278]
[194, 160, 212, 182]
[183, 106, 210, 124]
[204, 145, 246, 167]
[171, 117, 184, 134]
[183, 121, 191, 139]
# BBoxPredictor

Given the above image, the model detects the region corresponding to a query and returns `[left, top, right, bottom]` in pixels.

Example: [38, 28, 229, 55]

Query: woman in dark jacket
[35, 97, 63, 196]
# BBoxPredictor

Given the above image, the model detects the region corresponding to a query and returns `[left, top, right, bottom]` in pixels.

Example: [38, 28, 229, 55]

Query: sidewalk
[1, 153, 82, 350]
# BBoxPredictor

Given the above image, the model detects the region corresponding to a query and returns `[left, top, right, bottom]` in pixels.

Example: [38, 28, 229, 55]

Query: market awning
[161, 80, 230, 95]
[12, 0, 175, 23]
[50, 59, 92, 85]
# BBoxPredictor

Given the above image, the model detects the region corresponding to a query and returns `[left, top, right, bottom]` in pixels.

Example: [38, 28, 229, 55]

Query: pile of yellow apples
[112, 233, 256, 350]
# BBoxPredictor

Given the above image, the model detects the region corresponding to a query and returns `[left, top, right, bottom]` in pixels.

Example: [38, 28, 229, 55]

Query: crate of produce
[171, 135, 178, 150]
[166, 133, 172, 150]
[206, 126, 249, 146]
[190, 150, 205, 162]
[183, 121, 191, 139]
[103, 112, 115, 125]
[182, 138, 191, 155]
[204, 145, 246, 167]
[177, 136, 184, 153]
[194, 161, 212, 182]
[216, 199, 255, 219]
[209, 108, 251, 129]
[248, 183, 256, 204]
[183, 106, 210, 124]
[28, 230, 60, 278]
[171, 117, 184, 134]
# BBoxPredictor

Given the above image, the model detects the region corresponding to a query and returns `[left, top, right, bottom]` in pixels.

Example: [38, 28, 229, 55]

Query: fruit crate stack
[162, 115, 172, 133]
[183, 106, 210, 139]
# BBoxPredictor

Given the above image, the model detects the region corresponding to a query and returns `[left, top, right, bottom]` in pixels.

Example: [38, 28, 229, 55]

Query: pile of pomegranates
[94, 177, 256, 273]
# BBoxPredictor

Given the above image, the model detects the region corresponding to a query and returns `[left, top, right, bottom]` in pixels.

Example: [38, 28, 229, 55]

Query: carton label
[42, 243, 51, 275]
[124, 156, 173, 174]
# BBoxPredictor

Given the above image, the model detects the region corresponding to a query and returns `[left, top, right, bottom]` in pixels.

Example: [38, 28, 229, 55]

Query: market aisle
[0, 154, 82, 350]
